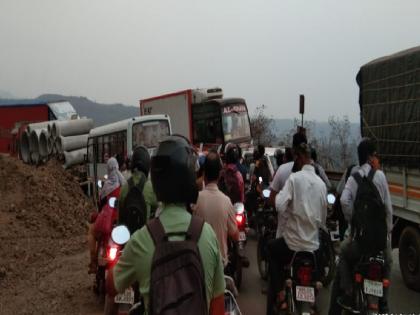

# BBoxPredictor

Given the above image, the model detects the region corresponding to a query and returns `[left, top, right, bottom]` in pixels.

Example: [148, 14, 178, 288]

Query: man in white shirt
[266, 143, 327, 315]
[332, 138, 393, 314]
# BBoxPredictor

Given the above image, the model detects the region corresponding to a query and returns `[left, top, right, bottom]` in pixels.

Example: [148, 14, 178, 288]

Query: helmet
[131, 145, 151, 176]
[151, 135, 197, 204]
[224, 143, 240, 164]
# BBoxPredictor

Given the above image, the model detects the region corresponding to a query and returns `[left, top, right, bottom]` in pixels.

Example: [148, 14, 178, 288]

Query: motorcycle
[341, 252, 390, 315]
[224, 275, 242, 315]
[94, 197, 120, 297]
[226, 202, 249, 289]
[104, 225, 145, 315]
[318, 193, 340, 286]
[256, 189, 277, 280]
[277, 251, 322, 315]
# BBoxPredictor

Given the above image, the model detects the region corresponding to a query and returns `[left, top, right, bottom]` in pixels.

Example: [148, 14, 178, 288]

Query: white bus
[87, 115, 171, 202]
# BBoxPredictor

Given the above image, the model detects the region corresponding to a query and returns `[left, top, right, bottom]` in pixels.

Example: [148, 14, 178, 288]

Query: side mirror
[108, 197, 117, 208]
[262, 189, 270, 198]
[233, 202, 245, 214]
[97, 180, 103, 188]
[327, 193, 336, 205]
[111, 225, 130, 245]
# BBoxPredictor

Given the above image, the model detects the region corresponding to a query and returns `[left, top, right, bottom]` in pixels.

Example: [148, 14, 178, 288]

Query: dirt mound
[0, 155, 102, 314]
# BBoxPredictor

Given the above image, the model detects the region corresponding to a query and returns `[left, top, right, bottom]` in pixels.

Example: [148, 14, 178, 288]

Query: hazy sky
[0, 1, 419, 121]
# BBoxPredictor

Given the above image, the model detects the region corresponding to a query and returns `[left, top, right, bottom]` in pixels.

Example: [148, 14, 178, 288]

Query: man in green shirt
[118, 145, 157, 224]
[107, 136, 225, 315]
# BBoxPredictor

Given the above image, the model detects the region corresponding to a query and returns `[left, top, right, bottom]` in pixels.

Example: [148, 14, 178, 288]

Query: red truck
[140, 88, 252, 150]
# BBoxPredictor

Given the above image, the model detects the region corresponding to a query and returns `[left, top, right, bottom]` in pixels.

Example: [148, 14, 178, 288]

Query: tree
[328, 115, 352, 169]
[250, 105, 275, 146]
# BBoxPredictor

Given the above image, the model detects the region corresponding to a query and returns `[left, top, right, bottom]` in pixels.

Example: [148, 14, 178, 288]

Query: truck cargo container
[357, 46, 420, 291]
[0, 100, 77, 156]
[140, 88, 252, 150]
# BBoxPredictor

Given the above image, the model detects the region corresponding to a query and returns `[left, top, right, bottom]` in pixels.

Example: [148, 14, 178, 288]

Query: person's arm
[210, 232, 227, 315]
[318, 165, 332, 191]
[340, 176, 356, 223]
[269, 169, 282, 206]
[377, 171, 393, 233]
[275, 176, 293, 214]
[227, 203, 239, 241]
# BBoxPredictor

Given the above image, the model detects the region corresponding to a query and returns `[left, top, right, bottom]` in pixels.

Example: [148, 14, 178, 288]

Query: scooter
[104, 225, 145, 315]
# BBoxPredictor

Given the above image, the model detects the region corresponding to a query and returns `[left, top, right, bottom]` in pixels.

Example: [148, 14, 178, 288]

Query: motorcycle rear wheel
[257, 236, 268, 280]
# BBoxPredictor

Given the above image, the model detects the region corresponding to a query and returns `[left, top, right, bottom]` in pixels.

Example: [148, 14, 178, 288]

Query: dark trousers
[266, 238, 294, 315]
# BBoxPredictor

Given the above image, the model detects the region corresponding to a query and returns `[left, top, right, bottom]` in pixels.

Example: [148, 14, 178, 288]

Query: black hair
[204, 151, 222, 182]
[311, 148, 318, 162]
[357, 138, 377, 165]
[292, 132, 307, 148]
[258, 144, 265, 157]
[284, 147, 294, 162]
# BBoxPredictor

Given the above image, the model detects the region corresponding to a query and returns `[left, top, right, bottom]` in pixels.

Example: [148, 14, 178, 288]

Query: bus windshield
[222, 104, 251, 142]
[132, 120, 170, 149]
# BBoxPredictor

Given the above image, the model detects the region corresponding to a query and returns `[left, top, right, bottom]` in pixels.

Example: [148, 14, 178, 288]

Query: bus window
[222, 104, 251, 142]
[192, 103, 223, 144]
[132, 120, 170, 149]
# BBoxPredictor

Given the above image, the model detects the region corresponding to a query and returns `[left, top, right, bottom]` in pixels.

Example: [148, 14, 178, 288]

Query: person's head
[274, 148, 284, 166]
[284, 147, 293, 163]
[357, 138, 377, 166]
[253, 148, 260, 161]
[151, 135, 197, 204]
[107, 157, 119, 175]
[204, 150, 222, 184]
[310, 148, 318, 163]
[224, 142, 240, 164]
[130, 145, 151, 176]
[292, 132, 308, 149]
[257, 145, 265, 158]
[294, 143, 312, 169]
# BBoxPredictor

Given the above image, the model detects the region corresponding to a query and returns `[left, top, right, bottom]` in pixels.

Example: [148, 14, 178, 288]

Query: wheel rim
[407, 245, 418, 273]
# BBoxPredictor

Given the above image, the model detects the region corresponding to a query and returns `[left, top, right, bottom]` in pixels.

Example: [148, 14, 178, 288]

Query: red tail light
[108, 247, 118, 261]
[236, 214, 244, 225]
[355, 273, 363, 283]
[367, 263, 382, 281]
[297, 266, 312, 286]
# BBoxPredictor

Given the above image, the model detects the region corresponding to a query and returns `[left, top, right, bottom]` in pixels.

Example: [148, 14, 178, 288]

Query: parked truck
[357, 46, 420, 291]
[140, 87, 252, 150]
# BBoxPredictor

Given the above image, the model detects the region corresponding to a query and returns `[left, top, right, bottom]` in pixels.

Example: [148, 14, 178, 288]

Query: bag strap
[147, 218, 166, 245]
[352, 172, 363, 186]
[186, 216, 204, 243]
[367, 168, 376, 181]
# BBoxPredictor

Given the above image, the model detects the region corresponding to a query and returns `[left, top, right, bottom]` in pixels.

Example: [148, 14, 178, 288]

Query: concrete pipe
[20, 131, 31, 164]
[27, 121, 50, 133]
[63, 148, 87, 169]
[47, 136, 53, 156]
[52, 118, 94, 138]
[59, 134, 89, 153]
[29, 129, 43, 165]
[38, 130, 50, 161]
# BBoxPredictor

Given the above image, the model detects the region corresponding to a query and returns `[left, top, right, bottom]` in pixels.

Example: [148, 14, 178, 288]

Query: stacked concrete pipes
[20, 118, 93, 169]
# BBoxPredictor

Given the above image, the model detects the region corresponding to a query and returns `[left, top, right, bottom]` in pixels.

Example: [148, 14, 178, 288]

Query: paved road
[237, 239, 420, 315]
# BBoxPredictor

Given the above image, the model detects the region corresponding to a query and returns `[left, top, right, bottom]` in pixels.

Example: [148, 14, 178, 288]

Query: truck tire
[399, 226, 420, 291]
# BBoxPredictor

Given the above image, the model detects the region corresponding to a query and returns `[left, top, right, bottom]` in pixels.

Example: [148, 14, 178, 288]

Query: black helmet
[151, 135, 197, 204]
[224, 143, 240, 164]
[131, 145, 151, 176]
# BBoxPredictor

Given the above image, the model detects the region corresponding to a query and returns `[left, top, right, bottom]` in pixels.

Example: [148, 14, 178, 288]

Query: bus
[87, 115, 171, 202]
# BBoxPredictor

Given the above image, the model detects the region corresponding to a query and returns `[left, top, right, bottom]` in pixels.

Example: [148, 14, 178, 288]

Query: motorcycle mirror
[108, 197, 117, 208]
[233, 202, 245, 214]
[111, 225, 130, 245]
[262, 189, 270, 198]
[327, 193, 336, 205]
[97, 180, 102, 188]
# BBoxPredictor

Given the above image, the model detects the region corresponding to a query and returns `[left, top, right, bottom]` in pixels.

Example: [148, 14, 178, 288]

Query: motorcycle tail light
[383, 278, 390, 288]
[368, 303, 379, 310]
[367, 263, 382, 281]
[108, 247, 118, 261]
[297, 266, 312, 286]
[236, 214, 244, 226]
[355, 273, 363, 283]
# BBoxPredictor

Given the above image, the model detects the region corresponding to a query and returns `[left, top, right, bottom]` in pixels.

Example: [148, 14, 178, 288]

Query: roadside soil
[0, 155, 103, 314]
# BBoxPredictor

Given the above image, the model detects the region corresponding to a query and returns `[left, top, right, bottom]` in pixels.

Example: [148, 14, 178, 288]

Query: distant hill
[37, 94, 139, 127]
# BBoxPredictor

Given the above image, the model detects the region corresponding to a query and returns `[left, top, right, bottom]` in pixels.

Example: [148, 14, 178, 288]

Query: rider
[266, 143, 327, 315]
[333, 138, 393, 314]
[253, 144, 271, 187]
[219, 143, 245, 204]
[311, 148, 332, 190]
[88, 157, 126, 273]
[106, 135, 225, 315]
[194, 150, 239, 266]
[118, 145, 158, 232]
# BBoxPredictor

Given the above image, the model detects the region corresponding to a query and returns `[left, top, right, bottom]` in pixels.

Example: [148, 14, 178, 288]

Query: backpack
[219, 165, 242, 204]
[147, 216, 208, 315]
[119, 175, 147, 235]
[351, 169, 387, 254]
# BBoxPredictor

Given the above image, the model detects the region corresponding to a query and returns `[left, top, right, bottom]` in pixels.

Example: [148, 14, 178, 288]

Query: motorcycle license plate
[115, 287, 134, 304]
[239, 231, 246, 242]
[364, 279, 383, 297]
[295, 286, 315, 303]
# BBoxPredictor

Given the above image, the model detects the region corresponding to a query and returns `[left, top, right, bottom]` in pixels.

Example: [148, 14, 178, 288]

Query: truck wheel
[399, 226, 420, 291]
